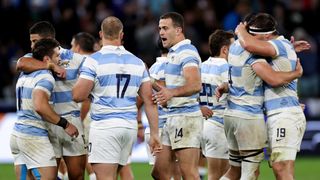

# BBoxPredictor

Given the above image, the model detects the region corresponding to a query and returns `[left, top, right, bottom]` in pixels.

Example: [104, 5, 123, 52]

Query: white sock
[89, 173, 97, 180]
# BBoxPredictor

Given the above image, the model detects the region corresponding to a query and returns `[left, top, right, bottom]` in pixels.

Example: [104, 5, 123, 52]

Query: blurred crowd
[0, 0, 319, 117]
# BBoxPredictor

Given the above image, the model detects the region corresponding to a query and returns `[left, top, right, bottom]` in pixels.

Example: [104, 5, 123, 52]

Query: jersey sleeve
[34, 73, 55, 96]
[79, 56, 98, 81]
[180, 53, 200, 68]
[220, 63, 229, 83]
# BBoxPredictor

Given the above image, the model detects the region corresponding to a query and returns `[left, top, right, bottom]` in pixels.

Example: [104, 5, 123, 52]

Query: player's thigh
[175, 147, 201, 170]
[35, 166, 57, 180]
[153, 145, 176, 173]
[92, 163, 118, 179]
[63, 155, 86, 174]
[236, 116, 267, 150]
[207, 157, 229, 176]
[166, 115, 203, 149]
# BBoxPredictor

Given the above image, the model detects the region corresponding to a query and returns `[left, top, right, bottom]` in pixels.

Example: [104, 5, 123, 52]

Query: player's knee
[229, 151, 242, 167]
[240, 150, 264, 180]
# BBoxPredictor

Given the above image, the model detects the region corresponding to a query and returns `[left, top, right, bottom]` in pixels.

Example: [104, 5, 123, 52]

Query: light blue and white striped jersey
[165, 39, 202, 116]
[200, 57, 229, 124]
[52, 47, 85, 117]
[149, 56, 168, 128]
[79, 45, 150, 129]
[225, 40, 265, 119]
[264, 36, 302, 116]
[13, 70, 55, 137]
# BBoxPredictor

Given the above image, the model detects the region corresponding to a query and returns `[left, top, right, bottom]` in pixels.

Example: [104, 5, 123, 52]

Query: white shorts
[161, 115, 203, 150]
[47, 115, 87, 158]
[88, 127, 137, 166]
[224, 115, 267, 151]
[202, 120, 228, 159]
[145, 128, 162, 165]
[267, 112, 306, 161]
[10, 134, 56, 169]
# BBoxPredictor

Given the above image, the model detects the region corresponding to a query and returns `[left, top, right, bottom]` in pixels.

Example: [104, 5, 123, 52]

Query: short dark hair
[73, 32, 96, 53]
[208, 29, 234, 57]
[29, 21, 56, 39]
[157, 37, 168, 54]
[160, 12, 184, 32]
[32, 39, 60, 61]
[246, 13, 278, 35]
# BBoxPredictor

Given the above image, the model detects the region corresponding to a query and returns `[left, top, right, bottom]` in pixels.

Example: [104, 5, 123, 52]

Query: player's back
[226, 40, 264, 119]
[264, 36, 301, 116]
[81, 45, 149, 126]
[200, 57, 229, 124]
[14, 70, 55, 137]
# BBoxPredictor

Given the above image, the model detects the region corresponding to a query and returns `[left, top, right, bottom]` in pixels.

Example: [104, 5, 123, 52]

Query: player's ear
[43, 55, 50, 63]
[176, 27, 182, 35]
[99, 31, 103, 39]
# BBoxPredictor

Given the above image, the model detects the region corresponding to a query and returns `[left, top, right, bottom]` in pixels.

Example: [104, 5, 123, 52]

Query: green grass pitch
[1, 156, 319, 179]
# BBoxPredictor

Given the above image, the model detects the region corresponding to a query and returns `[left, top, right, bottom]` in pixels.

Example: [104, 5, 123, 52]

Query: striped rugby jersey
[149, 56, 168, 128]
[14, 70, 55, 136]
[164, 39, 202, 116]
[52, 47, 85, 117]
[225, 40, 265, 119]
[264, 36, 302, 116]
[79, 45, 149, 128]
[200, 57, 229, 124]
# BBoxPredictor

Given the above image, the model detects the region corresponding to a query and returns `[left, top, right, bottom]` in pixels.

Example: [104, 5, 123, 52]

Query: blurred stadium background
[0, 0, 319, 179]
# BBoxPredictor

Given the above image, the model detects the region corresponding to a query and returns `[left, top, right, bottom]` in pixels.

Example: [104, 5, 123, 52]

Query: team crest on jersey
[59, 60, 70, 68]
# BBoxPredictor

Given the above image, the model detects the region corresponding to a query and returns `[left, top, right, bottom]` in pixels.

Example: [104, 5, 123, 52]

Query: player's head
[246, 13, 278, 40]
[100, 16, 123, 42]
[157, 37, 169, 55]
[208, 29, 235, 59]
[159, 12, 185, 48]
[29, 21, 56, 50]
[32, 38, 60, 64]
[71, 32, 96, 54]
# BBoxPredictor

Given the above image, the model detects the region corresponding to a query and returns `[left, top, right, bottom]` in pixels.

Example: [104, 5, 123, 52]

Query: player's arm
[138, 81, 161, 153]
[16, 57, 66, 78]
[172, 66, 202, 96]
[72, 78, 94, 103]
[80, 98, 91, 121]
[252, 59, 303, 87]
[136, 96, 144, 141]
[33, 89, 78, 137]
[236, 22, 277, 57]
[153, 66, 201, 105]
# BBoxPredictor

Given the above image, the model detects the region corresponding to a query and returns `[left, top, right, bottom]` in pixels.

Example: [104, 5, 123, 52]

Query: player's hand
[64, 122, 79, 139]
[200, 106, 213, 119]
[300, 103, 306, 111]
[152, 84, 173, 106]
[148, 134, 162, 155]
[290, 36, 311, 53]
[137, 127, 145, 142]
[215, 83, 228, 102]
[52, 64, 66, 78]
[235, 22, 247, 36]
[295, 58, 303, 78]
